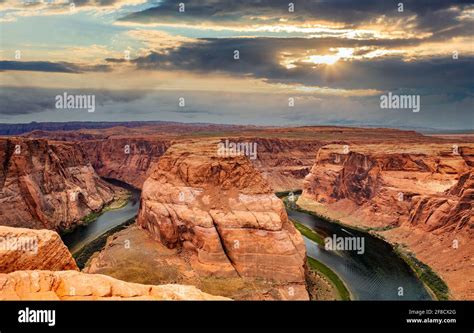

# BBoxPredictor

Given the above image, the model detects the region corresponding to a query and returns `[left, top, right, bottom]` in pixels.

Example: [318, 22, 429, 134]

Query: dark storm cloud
[0, 87, 144, 115]
[413, 4, 474, 41]
[120, 0, 474, 35]
[0, 61, 80, 73]
[275, 57, 474, 91]
[119, 37, 474, 93]
[124, 37, 380, 71]
[0, 87, 57, 115]
[0, 61, 111, 73]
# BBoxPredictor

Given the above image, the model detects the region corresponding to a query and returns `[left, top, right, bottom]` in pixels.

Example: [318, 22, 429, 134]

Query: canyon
[79, 138, 171, 188]
[0, 137, 119, 231]
[23, 124, 434, 192]
[300, 143, 474, 299]
[0, 123, 472, 300]
[133, 140, 308, 299]
[25, 128, 322, 191]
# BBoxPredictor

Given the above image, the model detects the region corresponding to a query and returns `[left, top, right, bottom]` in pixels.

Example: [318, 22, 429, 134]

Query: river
[61, 179, 141, 255]
[287, 207, 432, 300]
[62, 181, 431, 300]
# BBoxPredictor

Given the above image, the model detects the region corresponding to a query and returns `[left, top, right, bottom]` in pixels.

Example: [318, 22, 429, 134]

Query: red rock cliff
[137, 140, 308, 299]
[230, 137, 322, 192]
[0, 226, 78, 272]
[79, 138, 171, 188]
[0, 226, 226, 300]
[0, 270, 228, 300]
[301, 143, 474, 299]
[0, 138, 116, 231]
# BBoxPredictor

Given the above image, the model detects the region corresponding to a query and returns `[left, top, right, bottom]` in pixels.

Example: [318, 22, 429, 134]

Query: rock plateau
[137, 140, 309, 299]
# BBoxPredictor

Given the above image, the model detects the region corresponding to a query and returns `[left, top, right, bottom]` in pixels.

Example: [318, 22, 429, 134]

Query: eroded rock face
[79, 138, 171, 188]
[0, 226, 78, 273]
[81, 136, 318, 191]
[0, 270, 228, 300]
[302, 143, 474, 299]
[408, 171, 473, 233]
[303, 143, 473, 229]
[0, 138, 117, 231]
[242, 137, 321, 192]
[137, 140, 308, 299]
[0, 226, 225, 300]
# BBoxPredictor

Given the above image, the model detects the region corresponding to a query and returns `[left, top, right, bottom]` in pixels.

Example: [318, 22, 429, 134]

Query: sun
[306, 54, 340, 65]
[305, 48, 354, 65]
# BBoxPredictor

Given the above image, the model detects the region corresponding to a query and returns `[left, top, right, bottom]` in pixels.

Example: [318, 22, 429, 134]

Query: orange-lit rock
[0, 270, 228, 300]
[0, 226, 78, 273]
[137, 140, 308, 299]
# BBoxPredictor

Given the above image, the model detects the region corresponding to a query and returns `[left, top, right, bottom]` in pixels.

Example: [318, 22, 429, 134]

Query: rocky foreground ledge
[0, 270, 228, 300]
[0, 226, 228, 300]
[0, 226, 78, 273]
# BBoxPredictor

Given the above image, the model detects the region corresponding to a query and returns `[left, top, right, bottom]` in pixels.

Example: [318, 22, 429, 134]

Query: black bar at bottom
[0, 301, 471, 331]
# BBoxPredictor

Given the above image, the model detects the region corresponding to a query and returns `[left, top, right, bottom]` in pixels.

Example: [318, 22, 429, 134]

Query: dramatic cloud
[0, 61, 111, 73]
[110, 37, 474, 94]
[120, 0, 474, 37]
[0, 61, 81, 73]
[0, 87, 145, 115]
[1, 87, 472, 131]
[0, 0, 472, 129]
[0, 0, 149, 14]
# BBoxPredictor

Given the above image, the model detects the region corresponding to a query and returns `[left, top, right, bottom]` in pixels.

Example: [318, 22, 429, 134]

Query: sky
[0, 0, 473, 129]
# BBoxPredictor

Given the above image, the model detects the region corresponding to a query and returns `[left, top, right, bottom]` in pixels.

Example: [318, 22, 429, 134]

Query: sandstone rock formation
[79, 138, 171, 188]
[227, 137, 321, 192]
[23, 124, 439, 192]
[301, 143, 474, 299]
[6, 124, 464, 300]
[0, 270, 229, 300]
[137, 140, 308, 299]
[303, 143, 473, 228]
[80, 136, 320, 191]
[0, 138, 117, 231]
[25, 130, 172, 189]
[0, 224, 225, 300]
[0, 226, 78, 273]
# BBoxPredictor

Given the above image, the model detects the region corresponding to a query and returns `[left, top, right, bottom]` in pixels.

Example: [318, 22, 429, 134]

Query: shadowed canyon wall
[79, 138, 171, 188]
[301, 143, 474, 299]
[0, 138, 117, 231]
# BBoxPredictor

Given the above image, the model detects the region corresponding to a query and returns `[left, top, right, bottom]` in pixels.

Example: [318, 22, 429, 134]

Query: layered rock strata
[79, 138, 171, 188]
[137, 140, 308, 299]
[301, 143, 474, 299]
[0, 225, 225, 300]
[0, 226, 78, 273]
[229, 137, 322, 192]
[0, 138, 117, 231]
